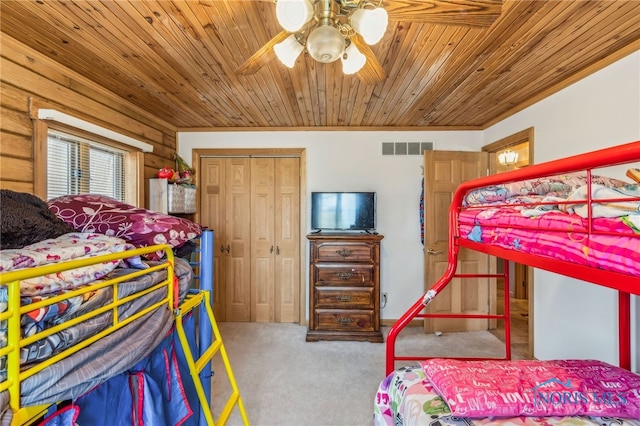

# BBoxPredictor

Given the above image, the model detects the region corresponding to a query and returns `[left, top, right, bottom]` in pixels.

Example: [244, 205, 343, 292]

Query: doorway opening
[483, 128, 534, 359]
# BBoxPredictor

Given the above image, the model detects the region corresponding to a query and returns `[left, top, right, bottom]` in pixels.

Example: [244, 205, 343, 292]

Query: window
[35, 110, 151, 205]
[47, 131, 126, 201]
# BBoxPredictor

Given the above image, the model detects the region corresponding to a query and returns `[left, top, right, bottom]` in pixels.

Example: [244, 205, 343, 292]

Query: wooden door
[424, 151, 494, 333]
[200, 157, 226, 319]
[200, 157, 252, 321]
[250, 157, 300, 323]
[203, 156, 300, 323]
[514, 263, 528, 299]
[251, 158, 276, 322]
[274, 157, 300, 323]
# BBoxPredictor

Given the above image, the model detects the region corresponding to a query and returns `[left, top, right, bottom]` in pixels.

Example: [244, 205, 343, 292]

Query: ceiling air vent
[382, 142, 434, 156]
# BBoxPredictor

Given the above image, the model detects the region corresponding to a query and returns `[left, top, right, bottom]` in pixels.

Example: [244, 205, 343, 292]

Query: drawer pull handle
[336, 249, 352, 257]
[337, 317, 353, 325]
[337, 272, 353, 280]
[336, 295, 352, 302]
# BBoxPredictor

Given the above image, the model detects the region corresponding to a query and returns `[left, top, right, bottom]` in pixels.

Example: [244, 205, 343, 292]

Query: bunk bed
[0, 191, 248, 425]
[376, 140, 640, 425]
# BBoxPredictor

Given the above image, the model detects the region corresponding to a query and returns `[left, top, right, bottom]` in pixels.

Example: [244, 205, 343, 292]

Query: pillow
[558, 172, 629, 189]
[0, 190, 75, 250]
[421, 358, 640, 419]
[47, 194, 202, 260]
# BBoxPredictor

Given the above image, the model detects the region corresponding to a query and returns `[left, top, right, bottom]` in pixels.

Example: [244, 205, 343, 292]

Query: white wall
[485, 51, 640, 370]
[178, 131, 482, 320]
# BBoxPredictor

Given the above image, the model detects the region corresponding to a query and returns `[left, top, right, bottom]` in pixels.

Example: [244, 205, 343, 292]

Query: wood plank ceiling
[1, 0, 639, 130]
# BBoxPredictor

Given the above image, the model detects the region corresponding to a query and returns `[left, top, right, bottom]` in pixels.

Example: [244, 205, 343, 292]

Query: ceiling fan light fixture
[274, 34, 304, 68]
[350, 6, 388, 45]
[275, 0, 314, 33]
[341, 42, 366, 74]
[306, 24, 345, 63]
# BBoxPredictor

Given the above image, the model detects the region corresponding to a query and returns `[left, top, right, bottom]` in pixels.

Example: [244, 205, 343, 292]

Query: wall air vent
[382, 142, 434, 156]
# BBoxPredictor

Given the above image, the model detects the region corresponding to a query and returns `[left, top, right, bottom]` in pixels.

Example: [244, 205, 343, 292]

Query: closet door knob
[426, 248, 441, 255]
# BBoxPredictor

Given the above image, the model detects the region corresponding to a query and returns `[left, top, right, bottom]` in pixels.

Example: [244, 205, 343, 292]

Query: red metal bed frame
[386, 140, 640, 375]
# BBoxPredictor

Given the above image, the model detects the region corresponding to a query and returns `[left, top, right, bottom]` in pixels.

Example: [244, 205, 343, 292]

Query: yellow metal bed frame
[0, 244, 249, 425]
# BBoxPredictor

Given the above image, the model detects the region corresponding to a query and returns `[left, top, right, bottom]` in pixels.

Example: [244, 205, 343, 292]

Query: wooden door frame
[482, 127, 534, 359]
[192, 148, 308, 326]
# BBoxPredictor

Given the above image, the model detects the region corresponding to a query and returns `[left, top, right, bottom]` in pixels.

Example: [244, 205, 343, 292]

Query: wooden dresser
[306, 233, 384, 342]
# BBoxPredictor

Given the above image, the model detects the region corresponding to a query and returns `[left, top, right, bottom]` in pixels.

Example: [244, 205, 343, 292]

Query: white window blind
[47, 131, 126, 201]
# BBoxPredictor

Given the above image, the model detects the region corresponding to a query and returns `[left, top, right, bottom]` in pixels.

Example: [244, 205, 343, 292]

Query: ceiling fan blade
[352, 35, 386, 85]
[384, 0, 502, 28]
[236, 30, 290, 76]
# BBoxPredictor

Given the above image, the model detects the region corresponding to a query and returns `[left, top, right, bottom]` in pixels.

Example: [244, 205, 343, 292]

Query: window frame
[34, 119, 145, 205]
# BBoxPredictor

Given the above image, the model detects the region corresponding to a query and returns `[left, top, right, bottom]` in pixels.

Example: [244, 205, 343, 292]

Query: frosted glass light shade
[274, 34, 304, 68]
[350, 7, 388, 45]
[306, 25, 345, 63]
[341, 43, 366, 74]
[498, 149, 519, 166]
[276, 0, 314, 33]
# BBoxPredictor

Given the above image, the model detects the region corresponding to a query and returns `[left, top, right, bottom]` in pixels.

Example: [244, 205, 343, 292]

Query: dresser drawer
[315, 287, 374, 309]
[314, 310, 375, 332]
[314, 264, 373, 286]
[315, 242, 375, 262]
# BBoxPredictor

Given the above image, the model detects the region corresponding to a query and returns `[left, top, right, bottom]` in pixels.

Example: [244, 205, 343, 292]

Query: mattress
[375, 362, 640, 426]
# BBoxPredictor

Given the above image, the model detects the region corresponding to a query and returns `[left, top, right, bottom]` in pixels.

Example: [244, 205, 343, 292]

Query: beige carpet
[209, 322, 510, 426]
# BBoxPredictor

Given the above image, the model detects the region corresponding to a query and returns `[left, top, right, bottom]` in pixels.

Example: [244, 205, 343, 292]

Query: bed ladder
[174, 289, 250, 425]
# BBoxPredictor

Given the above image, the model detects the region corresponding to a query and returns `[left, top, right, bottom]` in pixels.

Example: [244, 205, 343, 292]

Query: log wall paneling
[0, 35, 178, 199]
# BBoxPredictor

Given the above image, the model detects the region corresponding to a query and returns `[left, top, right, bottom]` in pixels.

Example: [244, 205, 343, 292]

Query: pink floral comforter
[459, 174, 640, 277]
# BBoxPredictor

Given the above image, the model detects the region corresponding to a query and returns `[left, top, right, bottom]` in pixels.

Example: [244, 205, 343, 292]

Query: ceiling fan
[236, 0, 502, 85]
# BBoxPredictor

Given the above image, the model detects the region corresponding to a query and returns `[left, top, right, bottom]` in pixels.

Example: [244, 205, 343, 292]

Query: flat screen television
[311, 192, 376, 232]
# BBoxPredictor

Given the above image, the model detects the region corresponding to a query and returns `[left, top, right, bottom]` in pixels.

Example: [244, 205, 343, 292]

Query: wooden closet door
[274, 157, 300, 323]
[200, 157, 252, 322]
[224, 158, 252, 321]
[200, 157, 227, 320]
[251, 158, 276, 322]
[203, 155, 300, 323]
[250, 157, 300, 323]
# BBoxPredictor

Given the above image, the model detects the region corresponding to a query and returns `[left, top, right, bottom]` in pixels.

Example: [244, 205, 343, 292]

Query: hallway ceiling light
[498, 149, 519, 166]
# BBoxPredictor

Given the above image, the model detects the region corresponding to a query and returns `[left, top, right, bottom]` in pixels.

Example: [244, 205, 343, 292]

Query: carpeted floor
[209, 322, 511, 426]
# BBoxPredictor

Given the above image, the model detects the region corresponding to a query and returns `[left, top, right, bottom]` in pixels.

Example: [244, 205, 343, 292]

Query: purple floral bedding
[48, 194, 202, 261]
